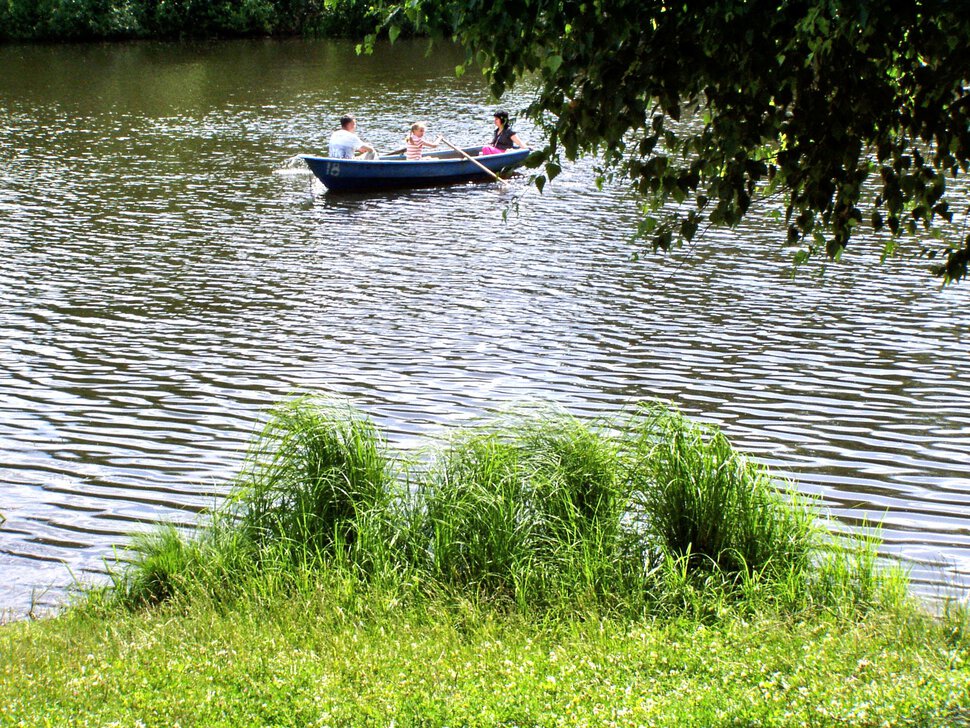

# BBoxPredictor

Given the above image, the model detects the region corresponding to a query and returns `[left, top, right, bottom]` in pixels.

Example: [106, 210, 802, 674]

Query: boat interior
[380, 146, 489, 161]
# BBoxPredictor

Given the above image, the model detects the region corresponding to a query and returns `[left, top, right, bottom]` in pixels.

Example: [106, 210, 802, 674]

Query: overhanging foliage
[375, 1, 970, 282]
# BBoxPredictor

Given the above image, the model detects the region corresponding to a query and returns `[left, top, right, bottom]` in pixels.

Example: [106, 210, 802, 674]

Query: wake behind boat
[299, 146, 529, 192]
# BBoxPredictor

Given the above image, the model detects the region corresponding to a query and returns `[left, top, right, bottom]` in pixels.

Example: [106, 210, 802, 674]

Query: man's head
[340, 114, 356, 131]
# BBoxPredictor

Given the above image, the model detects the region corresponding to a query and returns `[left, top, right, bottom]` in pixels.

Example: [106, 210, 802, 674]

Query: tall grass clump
[513, 414, 649, 605]
[112, 525, 202, 607]
[810, 525, 911, 614]
[111, 520, 263, 608]
[412, 411, 644, 607]
[230, 396, 395, 564]
[624, 404, 818, 585]
[416, 430, 533, 597]
[113, 396, 397, 607]
[110, 397, 910, 619]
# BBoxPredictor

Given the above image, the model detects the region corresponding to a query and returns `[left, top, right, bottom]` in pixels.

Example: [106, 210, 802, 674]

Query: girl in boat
[404, 122, 441, 160]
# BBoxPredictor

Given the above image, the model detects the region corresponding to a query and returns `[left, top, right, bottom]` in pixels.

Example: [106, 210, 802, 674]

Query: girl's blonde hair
[406, 121, 427, 144]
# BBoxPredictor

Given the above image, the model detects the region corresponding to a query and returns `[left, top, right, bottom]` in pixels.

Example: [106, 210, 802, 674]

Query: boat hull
[299, 146, 530, 192]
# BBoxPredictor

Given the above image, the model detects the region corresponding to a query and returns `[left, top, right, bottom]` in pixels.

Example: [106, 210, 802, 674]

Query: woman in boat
[481, 110, 527, 155]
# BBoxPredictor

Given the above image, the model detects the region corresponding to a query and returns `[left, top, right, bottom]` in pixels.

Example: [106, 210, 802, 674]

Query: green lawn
[2, 587, 968, 727]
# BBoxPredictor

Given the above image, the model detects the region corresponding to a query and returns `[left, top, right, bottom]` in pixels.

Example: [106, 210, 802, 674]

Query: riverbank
[1, 398, 968, 724]
[0, 0, 379, 42]
[2, 579, 967, 726]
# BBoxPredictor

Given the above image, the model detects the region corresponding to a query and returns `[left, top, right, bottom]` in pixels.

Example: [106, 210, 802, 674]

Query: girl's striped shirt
[405, 134, 429, 160]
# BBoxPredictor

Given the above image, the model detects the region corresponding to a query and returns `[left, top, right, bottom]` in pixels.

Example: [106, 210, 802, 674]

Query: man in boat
[329, 114, 376, 159]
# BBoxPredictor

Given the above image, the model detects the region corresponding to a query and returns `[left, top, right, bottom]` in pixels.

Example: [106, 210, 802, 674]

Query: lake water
[1, 38, 968, 618]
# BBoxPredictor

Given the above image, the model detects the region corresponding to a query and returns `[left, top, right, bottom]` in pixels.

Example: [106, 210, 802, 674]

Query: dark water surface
[1, 39, 968, 617]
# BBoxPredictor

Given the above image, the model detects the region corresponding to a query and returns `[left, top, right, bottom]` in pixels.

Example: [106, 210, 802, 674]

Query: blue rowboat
[299, 146, 530, 192]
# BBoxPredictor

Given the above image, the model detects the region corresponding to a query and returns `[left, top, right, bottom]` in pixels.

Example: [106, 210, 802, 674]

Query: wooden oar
[439, 137, 509, 187]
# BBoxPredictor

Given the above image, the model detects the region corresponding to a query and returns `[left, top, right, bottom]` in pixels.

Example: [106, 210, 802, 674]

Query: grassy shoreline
[1, 397, 968, 725]
[2, 580, 968, 726]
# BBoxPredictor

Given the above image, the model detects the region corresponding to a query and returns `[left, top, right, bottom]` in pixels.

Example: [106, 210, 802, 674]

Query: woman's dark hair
[493, 110, 509, 128]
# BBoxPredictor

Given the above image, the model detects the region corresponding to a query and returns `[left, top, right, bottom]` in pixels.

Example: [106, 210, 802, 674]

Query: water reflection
[1, 38, 969, 619]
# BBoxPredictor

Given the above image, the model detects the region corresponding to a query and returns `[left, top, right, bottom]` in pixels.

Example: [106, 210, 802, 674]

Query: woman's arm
[510, 133, 527, 148]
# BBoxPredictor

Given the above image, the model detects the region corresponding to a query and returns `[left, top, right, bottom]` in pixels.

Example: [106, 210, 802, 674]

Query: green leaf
[545, 54, 563, 73]
[355, 33, 377, 56]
